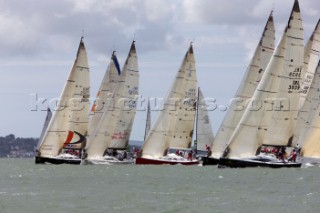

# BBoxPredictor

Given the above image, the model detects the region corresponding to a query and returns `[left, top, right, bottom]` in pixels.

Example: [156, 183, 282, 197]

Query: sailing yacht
[219, 0, 304, 168]
[202, 11, 275, 166]
[81, 41, 139, 165]
[136, 44, 199, 165]
[35, 38, 90, 164]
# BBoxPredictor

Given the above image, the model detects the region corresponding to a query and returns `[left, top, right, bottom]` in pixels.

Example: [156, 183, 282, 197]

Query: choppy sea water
[0, 159, 319, 213]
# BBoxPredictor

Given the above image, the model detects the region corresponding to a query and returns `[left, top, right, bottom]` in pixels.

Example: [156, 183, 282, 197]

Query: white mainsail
[292, 20, 320, 146]
[108, 42, 139, 149]
[196, 88, 214, 151]
[87, 52, 121, 143]
[299, 61, 320, 157]
[298, 19, 320, 108]
[210, 11, 275, 158]
[85, 41, 139, 158]
[38, 38, 90, 157]
[144, 98, 151, 141]
[225, 0, 304, 158]
[141, 44, 197, 158]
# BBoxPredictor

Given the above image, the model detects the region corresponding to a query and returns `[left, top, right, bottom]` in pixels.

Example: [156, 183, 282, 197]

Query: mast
[194, 87, 200, 154]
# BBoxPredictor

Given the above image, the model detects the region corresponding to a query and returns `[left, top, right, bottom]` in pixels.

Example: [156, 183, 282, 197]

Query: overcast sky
[0, 0, 319, 141]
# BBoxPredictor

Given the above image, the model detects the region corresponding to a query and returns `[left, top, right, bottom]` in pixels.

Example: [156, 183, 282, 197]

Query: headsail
[141, 44, 197, 158]
[224, 0, 304, 158]
[37, 108, 52, 149]
[38, 38, 90, 157]
[210, 11, 275, 158]
[196, 88, 214, 151]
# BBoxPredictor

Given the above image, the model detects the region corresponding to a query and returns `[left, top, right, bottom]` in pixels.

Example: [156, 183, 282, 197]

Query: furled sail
[141, 44, 197, 158]
[299, 61, 320, 157]
[196, 88, 214, 151]
[38, 38, 90, 157]
[225, 0, 304, 158]
[210, 11, 275, 158]
[85, 41, 139, 158]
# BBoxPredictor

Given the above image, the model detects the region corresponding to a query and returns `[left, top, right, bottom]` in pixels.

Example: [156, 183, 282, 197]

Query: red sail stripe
[63, 131, 74, 147]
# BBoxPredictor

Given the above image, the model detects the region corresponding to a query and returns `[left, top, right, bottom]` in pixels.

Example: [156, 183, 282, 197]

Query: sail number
[129, 86, 139, 95]
[288, 67, 302, 91]
[81, 87, 90, 102]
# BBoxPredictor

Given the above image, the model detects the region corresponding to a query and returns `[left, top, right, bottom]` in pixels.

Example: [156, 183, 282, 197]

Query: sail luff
[210, 11, 275, 158]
